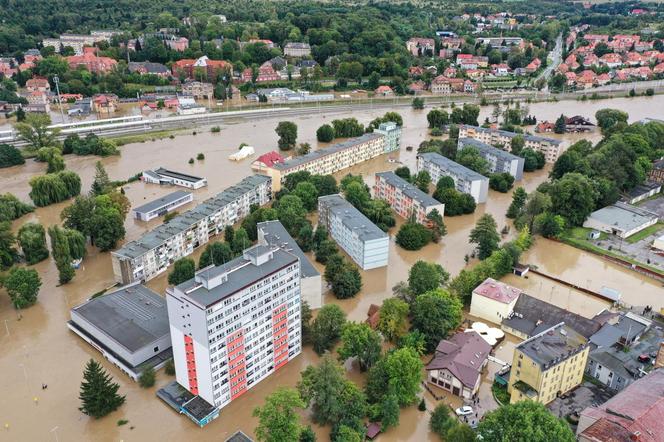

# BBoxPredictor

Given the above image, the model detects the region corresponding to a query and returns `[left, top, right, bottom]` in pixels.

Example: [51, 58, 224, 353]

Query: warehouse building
[133, 190, 194, 222]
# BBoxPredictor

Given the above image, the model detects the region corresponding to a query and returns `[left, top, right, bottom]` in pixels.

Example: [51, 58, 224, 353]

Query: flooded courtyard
[1, 95, 663, 441]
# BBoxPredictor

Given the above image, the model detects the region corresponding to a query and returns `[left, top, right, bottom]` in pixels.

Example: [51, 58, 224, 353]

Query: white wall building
[470, 278, 522, 325]
[133, 190, 193, 222]
[112, 175, 272, 284]
[318, 194, 389, 270]
[458, 137, 525, 180]
[458, 124, 562, 163]
[583, 202, 658, 239]
[166, 245, 302, 409]
[417, 152, 489, 203]
[142, 167, 207, 189]
[374, 171, 444, 224]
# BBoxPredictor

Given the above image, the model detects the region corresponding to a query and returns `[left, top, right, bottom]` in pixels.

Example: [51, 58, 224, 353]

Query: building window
[153, 346, 159, 352]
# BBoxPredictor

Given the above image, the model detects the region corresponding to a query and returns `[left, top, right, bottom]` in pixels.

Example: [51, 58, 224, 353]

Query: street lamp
[53, 75, 66, 124]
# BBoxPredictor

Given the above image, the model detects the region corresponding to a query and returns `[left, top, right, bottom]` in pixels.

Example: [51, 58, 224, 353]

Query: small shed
[512, 263, 530, 277]
[366, 422, 381, 440]
[588, 230, 601, 240]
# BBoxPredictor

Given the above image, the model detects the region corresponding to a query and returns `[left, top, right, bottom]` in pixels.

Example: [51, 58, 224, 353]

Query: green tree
[138, 366, 156, 388]
[29, 171, 82, 207]
[168, 258, 196, 285]
[413, 170, 431, 192]
[0, 194, 34, 222]
[412, 97, 424, 109]
[489, 172, 515, 193]
[384, 347, 423, 406]
[3, 267, 42, 308]
[79, 359, 125, 419]
[337, 322, 382, 371]
[430, 404, 456, 438]
[506, 187, 527, 219]
[315, 239, 338, 264]
[446, 424, 476, 442]
[231, 227, 251, 255]
[470, 214, 500, 260]
[549, 173, 598, 226]
[411, 289, 463, 352]
[297, 224, 314, 252]
[0, 143, 26, 168]
[377, 298, 409, 342]
[398, 330, 426, 356]
[253, 388, 305, 442]
[379, 393, 400, 431]
[478, 401, 575, 442]
[316, 124, 335, 142]
[300, 426, 316, 442]
[277, 195, 308, 236]
[329, 258, 362, 300]
[533, 212, 566, 238]
[224, 225, 235, 244]
[457, 146, 490, 175]
[395, 222, 432, 250]
[408, 260, 449, 296]
[310, 304, 347, 354]
[297, 143, 311, 156]
[90, 161, 112, 196]
[394, 166, 411, 181]
[554, 114, 566, 134]
[293, 181, 319, 212]
[36, 147, 65, 173]
[199, 242, 233, 268]
[15, 113, 60, 150]
[595, 109, 628, 137]
[276, 121, 298, 150]
[301, 301, 313, 345]
[426, 208, 447, 243]
[427, 109, 449, 128]
[17, 222, 49, 264]
[510, 134, 525, 155]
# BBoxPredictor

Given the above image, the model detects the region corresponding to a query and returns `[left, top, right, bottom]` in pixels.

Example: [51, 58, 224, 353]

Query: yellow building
[508, 322, 589, 405]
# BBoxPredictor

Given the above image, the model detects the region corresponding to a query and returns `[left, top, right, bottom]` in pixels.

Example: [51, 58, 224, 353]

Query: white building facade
[417, 152, 489, 203]
[166, 245, 302, 409]
[458, 124, 562, 163]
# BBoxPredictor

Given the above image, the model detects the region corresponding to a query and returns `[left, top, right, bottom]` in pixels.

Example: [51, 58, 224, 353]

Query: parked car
[455, 406, 474, 416]
[638, 354, 651, 363]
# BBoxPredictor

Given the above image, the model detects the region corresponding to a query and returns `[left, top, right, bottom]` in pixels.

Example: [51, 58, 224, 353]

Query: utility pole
[53, 75, 66, 123]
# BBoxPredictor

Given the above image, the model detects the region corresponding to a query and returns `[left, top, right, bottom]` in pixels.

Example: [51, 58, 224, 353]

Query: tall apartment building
[42, 32, 118, 55]
[458, 137, 525, 180]
[416, 152, 489, 203]
[111, 175, 272, 285]
[374, 171, 445, 224]
[458, 125, 563, 163]
[166, 244, 302, 409]
[508, 323, 589, 405]
[318, 194, 389, 270]
[257, 123, 401, 191]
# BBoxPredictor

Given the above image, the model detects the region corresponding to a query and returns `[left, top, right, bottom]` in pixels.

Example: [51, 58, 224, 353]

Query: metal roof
[587, 202, 658, 233]
[133, 190, 192, 215]
[375, 171, 441, 208]
[517, 323, 588, 369]
[458, 137, 522, 162]
[417, 152, 488, 182]
[257, 220, 319, 278]
[318, 194, 388, 242]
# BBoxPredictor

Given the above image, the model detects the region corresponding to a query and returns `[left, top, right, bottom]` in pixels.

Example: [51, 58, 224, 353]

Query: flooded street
[1, 95, 663, 441]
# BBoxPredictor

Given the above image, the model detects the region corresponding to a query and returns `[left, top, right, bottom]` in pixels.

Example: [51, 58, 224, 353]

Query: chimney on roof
[630, 431, 641, 441]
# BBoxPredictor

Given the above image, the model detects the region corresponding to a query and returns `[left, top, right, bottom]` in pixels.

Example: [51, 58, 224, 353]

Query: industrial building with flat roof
[257, 220, 323, 309]
[583, 202, 658, 238]
[458, 124, 562, 163]
[133, 190, 193, 221]
[374, 171, 445, 225]
[142, 167, 208, 189]
[318, 194, 389, 270]
[68, 283, 172, 380]
[458, 137, 525, 180]
[166, 245, 302, 411]
[416, 152, 489, 203]
[256, 123, 401, 191]
[112, 175, 272, 284]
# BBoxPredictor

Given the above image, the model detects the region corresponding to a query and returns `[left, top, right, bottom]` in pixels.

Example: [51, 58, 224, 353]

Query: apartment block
[111, 175, 272, 285]
[416, 152, 489, 203]
[257, 124, 400, 191]
[42, 32, 118, 55]
[458, 124, 562, 163]
[508, 323, 590, 405]
[374, 171, 444, 224]
[257, 220, 323, 309]
[318, 194, 389, 270]
[458, 137, 525, 180]
[166, 244, 302, 409]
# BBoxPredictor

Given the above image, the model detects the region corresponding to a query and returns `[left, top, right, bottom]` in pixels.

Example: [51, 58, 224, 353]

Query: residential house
[25, 78, 50, 93]
[425, 331, 492, 399]
[91, 94, 118, 115]
[164, 36, 189, 52]
[241, 61, 280, 83]
[525, 58, 541, 74]
[600, 53, 623, 68]
[181, 81, 214, 99]
[577, 369, 664, 442]
[283, 42, 311, 57]
[374, 85, 393, 96]
[565, 115, 595, 132]
[470, 278, 521, 324]
[128, 62, 170, 77]
[456, 54, 489, 69]
[648, 158, 664, 184]
[171, 56, 232, 80]
[406, 38, 435, 57]
[491, 64, 511, 76]
[66, 53, 117, 74]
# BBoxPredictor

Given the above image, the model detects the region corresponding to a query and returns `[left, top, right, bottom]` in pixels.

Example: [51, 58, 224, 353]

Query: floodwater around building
[1, 95, 663, 441]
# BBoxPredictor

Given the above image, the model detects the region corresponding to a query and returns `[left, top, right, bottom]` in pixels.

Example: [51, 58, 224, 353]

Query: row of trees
[426, 104, 480, 129]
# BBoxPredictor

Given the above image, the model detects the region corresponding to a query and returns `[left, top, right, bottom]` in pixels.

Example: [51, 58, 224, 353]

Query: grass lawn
[564, 226, 607, 241]
[626, 223, 664, 244]
[491, 382, 510, 405]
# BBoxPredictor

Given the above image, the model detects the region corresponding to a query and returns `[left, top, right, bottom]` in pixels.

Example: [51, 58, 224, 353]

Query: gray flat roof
[154, 167, 205, 183]
[375, 171, 441, 208]
[133, 190, 192, 215]
[460, 124, 562, 146]
[518, 323, 587, 369]
[176, 247, 298, 308]
[71, 284, 169, 353]
[273, 133, 383, 171]
[588, 202, 658, 232]
[458, 137, 522, 162]
[257, 220, 319, 278]
[627, 182, 662, 198]
[417, 152, 488, 182]
[318, 194, 388, 242]
[115, 175, 270, 260]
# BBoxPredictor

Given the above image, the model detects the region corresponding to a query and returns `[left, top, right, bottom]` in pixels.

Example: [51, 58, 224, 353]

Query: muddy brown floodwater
[1, 95, 663, 442]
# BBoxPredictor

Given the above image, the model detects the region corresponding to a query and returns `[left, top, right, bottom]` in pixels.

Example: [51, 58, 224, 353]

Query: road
[536, 33, 564, 87]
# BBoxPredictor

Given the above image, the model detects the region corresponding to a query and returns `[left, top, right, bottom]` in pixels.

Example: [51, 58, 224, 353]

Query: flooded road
[1, 95, 663, 441]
